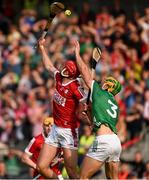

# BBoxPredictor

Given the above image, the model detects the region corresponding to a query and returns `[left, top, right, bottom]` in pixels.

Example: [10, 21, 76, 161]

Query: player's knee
[80, 173, 88, 179]
[66, 165, 78, 178]
[65, 162, 73, 171]
[37, 164, 54, 178]
[36, 162, 47, 174]
[80, 170, 89, 179]
[66, 167, 74, 176]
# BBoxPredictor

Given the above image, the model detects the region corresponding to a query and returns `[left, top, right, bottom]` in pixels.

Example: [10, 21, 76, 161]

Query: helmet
[103, 76, 122, 95]
[43, 117, 54, 126]
[61, 61, 79, 78]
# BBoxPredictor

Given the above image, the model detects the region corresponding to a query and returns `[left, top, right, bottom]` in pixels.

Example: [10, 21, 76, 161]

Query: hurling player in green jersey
[74, 40, 122, 179]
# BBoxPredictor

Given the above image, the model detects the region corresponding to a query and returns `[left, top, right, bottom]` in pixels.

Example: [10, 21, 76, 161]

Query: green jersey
[90, 80, 119, 133]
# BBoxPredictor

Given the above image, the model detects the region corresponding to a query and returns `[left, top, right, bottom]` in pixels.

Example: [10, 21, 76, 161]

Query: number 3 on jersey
[106, 99, 118, 118]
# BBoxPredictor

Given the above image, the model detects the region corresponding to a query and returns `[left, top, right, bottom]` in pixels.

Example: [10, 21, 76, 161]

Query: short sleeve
[25, 137, 36, 156]
[54, 70, 61, 82]
[90, 80, 102, 102]
[72, 81, 87, 102]
[90, 80, 95, 102]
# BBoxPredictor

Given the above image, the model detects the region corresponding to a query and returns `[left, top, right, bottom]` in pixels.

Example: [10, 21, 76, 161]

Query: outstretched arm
[38, 38, 57, 73]
[74, 40, 92, 89]
[9, 148, 36, 170]
[21, 152, 37, 170]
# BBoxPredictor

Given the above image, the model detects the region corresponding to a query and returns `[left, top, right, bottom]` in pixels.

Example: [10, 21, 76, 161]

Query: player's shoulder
[93, 80, 99, 86]
[34, 133, 44, 141]
[92, 80, 100, 90]
[54, 70, 62, 81]
[69, 79, 81, 90]
[71, 78, 81, 86]
[32, 134, 44, 147]
[54, 70, 60, 76]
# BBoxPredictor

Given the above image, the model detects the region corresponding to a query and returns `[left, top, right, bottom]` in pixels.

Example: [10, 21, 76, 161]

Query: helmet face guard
[61, 61, 79, 79]
[102, 77, 122, 95]
[61, 68, 69, 77]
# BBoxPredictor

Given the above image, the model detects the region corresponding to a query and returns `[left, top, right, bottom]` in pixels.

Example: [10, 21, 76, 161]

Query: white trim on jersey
[79, 96, 87, 103]
[33, 174, 41, 180]
[77, 77, 88, 102]
[33, 174, 64, 180]
[24, 137, 36, 156]
[90, 80, 95, 102]
[25, 149, 33, 156]
[62, 79, 77, 86]
[79, 86, 87, 102]
[54, 70, 59, 80]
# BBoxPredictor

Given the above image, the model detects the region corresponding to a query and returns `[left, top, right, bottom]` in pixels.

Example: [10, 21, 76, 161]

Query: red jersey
[25, 133, 62, 178]
[53, 71, 85, 128]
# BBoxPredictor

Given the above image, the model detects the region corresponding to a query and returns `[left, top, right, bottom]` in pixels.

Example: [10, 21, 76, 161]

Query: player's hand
[38, 38, 46, 49]
[83, 103, 88, 112]
[73, 39, 80, 55]
[82, 103, 89, 115]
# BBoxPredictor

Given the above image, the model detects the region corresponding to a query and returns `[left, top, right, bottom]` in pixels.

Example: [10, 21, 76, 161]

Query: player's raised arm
[38, 38, 57, 73]
[74, 40, 92, 89]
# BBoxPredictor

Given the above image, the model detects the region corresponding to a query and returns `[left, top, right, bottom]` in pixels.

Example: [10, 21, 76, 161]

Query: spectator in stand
[132, 151, 146, 178]
[116, 94, 127, 143]
[127, 171, 138, 179]
[79, 2, 95, 25]
[143, 161, 149, 179]
[78, 125, 95, 166]
[125, 102, 143, 139]
[121, 151, 145, 178]
[0, 160, 8, 178]
[118, 163, 131, 179]
[143, 90, 149, 128]
[4, 149, 21, 178]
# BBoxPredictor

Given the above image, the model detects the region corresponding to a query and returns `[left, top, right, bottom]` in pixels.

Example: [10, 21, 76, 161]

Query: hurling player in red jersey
[36, 38, 86, 179]
[21, 117, 63, 180]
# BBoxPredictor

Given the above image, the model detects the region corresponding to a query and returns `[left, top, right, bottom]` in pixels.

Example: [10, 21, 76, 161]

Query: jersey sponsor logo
[106, 99, 118, 118]
[53, 90, 66, 107]
[25, 137, 36, 155]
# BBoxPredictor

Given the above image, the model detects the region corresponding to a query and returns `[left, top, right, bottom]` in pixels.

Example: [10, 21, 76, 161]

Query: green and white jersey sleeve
[90, 80, 119, 134]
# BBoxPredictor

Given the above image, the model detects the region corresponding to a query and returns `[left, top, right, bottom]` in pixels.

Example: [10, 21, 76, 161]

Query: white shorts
[86, 134, 122, 162]
[45, 124, 78, 150]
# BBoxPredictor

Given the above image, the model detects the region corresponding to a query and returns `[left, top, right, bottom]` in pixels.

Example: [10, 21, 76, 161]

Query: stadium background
[0, 0, 149, 178]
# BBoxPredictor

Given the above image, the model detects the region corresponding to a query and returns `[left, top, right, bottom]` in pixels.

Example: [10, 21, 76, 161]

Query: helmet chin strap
[61, 68, 69, 77]
[102, 82, 114, 93]
[102, 83, 108, 90]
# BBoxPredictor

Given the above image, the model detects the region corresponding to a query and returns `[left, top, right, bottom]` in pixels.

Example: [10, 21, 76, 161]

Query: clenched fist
[38, 38, 46, 50]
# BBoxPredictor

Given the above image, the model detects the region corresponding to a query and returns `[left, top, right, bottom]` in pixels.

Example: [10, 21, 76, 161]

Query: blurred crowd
[0, 0, 149, 179]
